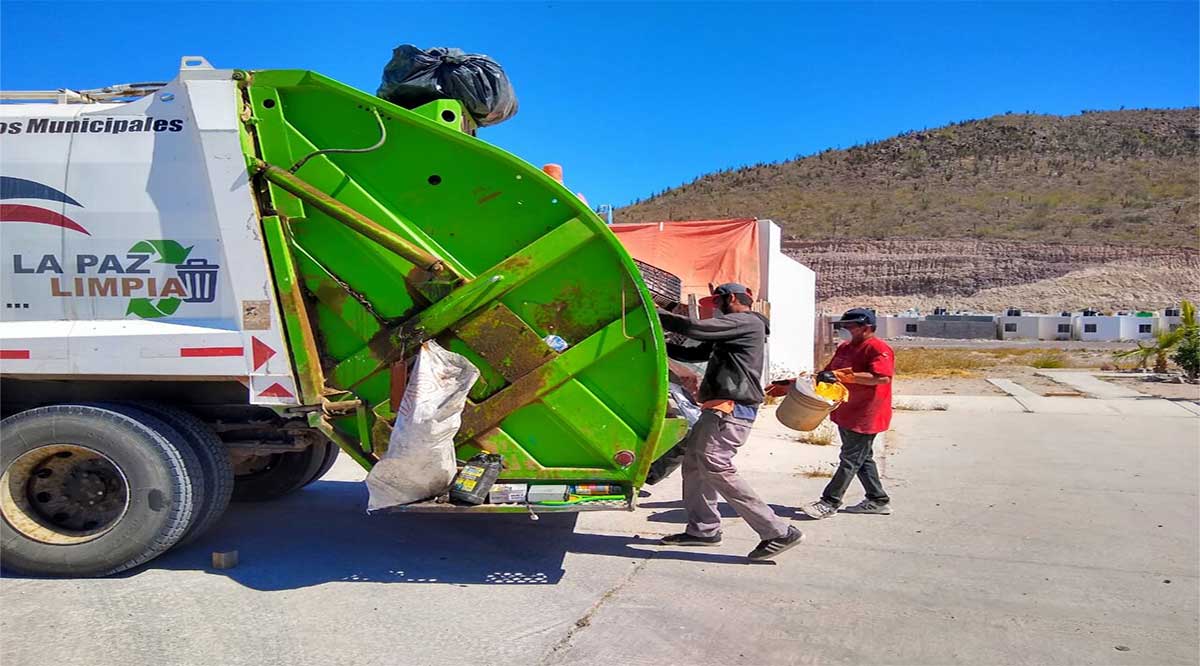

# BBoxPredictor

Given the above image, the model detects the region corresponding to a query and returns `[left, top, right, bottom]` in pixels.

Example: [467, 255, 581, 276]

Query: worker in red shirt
[801, 308, 894, 519]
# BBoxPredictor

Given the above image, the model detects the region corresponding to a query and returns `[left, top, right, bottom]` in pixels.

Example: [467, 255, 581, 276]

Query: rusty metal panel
[453, 302, 556, 382]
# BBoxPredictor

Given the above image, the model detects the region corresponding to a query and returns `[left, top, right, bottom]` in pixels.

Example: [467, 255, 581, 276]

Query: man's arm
[666, 341, 713, 362]
[659, 309, 756, 342]
[833, 343, 894, 385]
[833, 369, 891, 385]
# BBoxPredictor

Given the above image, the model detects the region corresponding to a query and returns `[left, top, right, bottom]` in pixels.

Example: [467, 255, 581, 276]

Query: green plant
[1170, 300, 1200, 380]
[1030, 352, 1068, 369]
[793, 421, 837, 446]
[1172, 327, 1200, 380]
[893, 349, 989, 376]
[1115, 300, 1196, 373]
[1114, 340, 1158, 370]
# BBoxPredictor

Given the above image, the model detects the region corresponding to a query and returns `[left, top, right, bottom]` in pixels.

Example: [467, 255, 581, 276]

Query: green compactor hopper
[238, 69, 686, 511]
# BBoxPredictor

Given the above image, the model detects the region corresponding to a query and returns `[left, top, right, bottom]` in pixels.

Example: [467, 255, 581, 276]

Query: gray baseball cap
[833, 308, 877, 327]
[711, 283, 752, 297]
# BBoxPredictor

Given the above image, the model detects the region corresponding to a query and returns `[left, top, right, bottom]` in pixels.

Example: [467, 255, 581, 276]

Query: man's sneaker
[842, 500, 892, 515]
[801, 500, 838, 520]
[659, 532, 722, 547]
[748, 526, 804, 561]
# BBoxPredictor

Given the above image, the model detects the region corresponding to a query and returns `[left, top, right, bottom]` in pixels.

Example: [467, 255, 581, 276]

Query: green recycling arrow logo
[126, 240, 193, 319]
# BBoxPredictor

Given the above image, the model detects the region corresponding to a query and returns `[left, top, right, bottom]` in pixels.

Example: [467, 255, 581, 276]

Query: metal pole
[254, 160, 451, 276]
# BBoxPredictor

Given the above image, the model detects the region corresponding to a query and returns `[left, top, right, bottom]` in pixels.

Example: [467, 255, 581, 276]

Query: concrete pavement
[2, 399, 1197, 665]
[1037, 371, 1150, 399]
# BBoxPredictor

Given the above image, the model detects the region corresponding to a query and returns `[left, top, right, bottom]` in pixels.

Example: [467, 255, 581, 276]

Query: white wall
[1076, 316, 1122, 341]
[1119, 316, 1158, 341]
[1035, 316, 1074, 341]
[998, 316, 1039, 340]
[760, 220, 815, 377]
[879, 315, 920, 339]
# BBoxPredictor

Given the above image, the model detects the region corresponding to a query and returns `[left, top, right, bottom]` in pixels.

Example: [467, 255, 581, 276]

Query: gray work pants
[821, 428, 890, 507]
[682, 409, 788, 540]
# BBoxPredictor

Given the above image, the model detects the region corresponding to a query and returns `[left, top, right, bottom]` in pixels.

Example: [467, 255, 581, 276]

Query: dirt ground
[887, 338, 1132, 352]
[1105, 376, 1200, 400]
[893, 366, 1090, 397]
[892, 375, 1003, 396]
[881, 341, 1198, 397]
[893, 364, 1198, 399]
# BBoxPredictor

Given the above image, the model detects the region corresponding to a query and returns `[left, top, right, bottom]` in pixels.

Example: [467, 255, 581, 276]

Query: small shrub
[893, 398, 949, 411]
[797, 465, 835, 479]
[793, 421, 838, 446]
[1030, 352, 1068, 369]
[894, 349, 989, 376]
[1172, 327, 1200, 380]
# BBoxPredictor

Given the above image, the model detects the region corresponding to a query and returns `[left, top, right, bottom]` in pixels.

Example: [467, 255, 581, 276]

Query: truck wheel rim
[1, 445, 130, 545]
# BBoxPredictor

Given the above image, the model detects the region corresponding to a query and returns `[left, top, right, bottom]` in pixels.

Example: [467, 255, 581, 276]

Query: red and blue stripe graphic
[0, 176, 90, 235]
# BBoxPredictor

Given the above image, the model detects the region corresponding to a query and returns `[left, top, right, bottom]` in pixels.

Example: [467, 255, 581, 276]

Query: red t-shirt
[824, 336, 894, 434]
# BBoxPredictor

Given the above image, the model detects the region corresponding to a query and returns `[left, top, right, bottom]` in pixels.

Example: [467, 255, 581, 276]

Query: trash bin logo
[176, 258, 220, 303]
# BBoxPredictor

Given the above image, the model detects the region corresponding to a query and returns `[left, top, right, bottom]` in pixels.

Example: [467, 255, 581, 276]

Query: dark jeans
[821, 428, 890, 507]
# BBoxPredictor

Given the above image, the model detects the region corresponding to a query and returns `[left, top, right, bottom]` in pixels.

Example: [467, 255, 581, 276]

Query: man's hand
[815, 370, 838, 385]
[765, 379, 793, 398]
[833, 368, 857, 384]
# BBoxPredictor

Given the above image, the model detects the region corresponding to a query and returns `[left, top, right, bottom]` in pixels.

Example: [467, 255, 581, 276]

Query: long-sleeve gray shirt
[659, 309, 769, 405]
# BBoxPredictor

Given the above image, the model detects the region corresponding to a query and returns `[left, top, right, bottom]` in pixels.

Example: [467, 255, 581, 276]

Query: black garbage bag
[377, 45, 518, 127]
[645, 440, 687, 486]
[645, 383, 702, 486]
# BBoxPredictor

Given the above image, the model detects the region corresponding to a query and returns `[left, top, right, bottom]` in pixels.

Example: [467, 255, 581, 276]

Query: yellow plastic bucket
[776, 381, 847, 431]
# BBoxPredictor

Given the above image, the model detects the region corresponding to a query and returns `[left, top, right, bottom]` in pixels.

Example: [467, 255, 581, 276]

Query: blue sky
[2, 1, 1197, 210]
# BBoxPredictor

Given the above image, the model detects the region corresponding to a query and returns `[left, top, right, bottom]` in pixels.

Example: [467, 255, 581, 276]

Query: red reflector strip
[0, 350, 31, 360]
[180, 347, 243, 358]
[257, 382, 295, 398]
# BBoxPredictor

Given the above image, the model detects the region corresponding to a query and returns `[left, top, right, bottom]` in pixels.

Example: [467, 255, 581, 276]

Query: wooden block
[212, 550, 239, 569]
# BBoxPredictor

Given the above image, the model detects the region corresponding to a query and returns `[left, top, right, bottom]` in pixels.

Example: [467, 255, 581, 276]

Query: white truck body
[0, 58, 300, 405]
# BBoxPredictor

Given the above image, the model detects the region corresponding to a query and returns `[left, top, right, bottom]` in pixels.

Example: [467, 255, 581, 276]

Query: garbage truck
[0, 57, 685, 576]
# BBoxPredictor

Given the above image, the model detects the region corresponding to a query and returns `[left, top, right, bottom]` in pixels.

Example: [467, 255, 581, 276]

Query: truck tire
[301, 443, 341, 488]
[132, 403, 233, 545]
[0, 405, 198, 577]
[633, 259, 683, 309]
[89, 404, 208, 537]
[231, 440, 330, 502]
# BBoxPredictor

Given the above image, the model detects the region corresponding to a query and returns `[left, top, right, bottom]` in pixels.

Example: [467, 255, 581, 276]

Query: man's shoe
[842, 500, 892, 515]
[801, 500, 838, 520]
[659, 532, 722, 547]
[748, 526, 804, 561]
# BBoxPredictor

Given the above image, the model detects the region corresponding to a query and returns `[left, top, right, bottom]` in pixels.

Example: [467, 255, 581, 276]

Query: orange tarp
[609, 219, 761, 299]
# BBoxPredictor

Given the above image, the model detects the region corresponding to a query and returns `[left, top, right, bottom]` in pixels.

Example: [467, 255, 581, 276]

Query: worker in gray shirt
[657, 283, 803, 561]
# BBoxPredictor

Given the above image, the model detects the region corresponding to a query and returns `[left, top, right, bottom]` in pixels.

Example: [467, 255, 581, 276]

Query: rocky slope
[785, 239, 1198, 303]
[617, 108, 1199, 311]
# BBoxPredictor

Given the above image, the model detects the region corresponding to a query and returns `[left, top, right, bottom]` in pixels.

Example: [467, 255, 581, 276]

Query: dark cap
[833, 308, 876, 328]
[711, 283, 753, 297]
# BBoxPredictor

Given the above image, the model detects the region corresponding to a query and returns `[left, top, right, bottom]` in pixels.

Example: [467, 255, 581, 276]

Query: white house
[1161, 307, 1186, 333]
[1119, 315, 1158, 341]
[998, 314, 1039, 340]
[1035, 314, 1074, 341]
[1075, 314, 1122, 341]
[878, 315, 920, 339]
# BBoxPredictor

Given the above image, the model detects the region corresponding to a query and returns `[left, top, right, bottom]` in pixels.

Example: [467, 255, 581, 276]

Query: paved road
[2, 399, 1197, 665]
